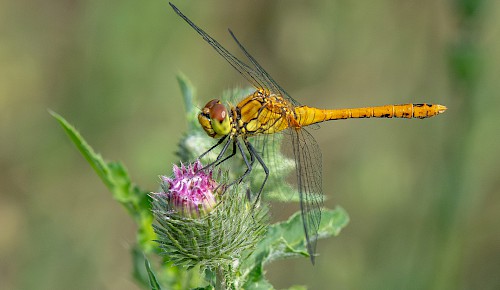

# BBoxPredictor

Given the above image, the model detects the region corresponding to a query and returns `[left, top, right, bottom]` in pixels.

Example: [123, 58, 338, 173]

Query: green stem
[215, 266, 226, 290]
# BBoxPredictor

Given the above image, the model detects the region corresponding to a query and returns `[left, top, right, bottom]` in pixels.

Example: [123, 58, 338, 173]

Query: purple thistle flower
[153, 161, 219, 217]
[150, 161, 268, 271]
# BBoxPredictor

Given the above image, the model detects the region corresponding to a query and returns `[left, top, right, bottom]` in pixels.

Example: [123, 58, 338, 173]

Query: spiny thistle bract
[151, 161, 268, 273]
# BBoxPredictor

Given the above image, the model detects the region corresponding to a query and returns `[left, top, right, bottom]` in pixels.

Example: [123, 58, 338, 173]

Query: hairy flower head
[153, 161, 220, 217]
[150, 161, 268, 271]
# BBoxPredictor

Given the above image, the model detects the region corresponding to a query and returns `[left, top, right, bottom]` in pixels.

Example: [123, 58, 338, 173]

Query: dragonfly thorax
[198, 99, 232, 138]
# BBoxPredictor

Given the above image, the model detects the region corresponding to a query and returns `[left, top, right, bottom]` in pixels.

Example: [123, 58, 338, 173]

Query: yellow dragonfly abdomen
[295, 103, 447, 127]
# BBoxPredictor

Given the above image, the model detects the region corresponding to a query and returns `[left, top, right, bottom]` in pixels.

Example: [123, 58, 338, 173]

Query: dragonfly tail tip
[437, 104, 447, 114]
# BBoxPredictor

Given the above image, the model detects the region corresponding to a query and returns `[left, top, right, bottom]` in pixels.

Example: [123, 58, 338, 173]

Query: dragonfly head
[198, 99, 231, 138]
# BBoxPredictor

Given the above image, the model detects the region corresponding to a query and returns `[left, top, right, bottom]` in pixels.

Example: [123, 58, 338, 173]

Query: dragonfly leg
[199, 135, 228, 160]
[213, 141, 237, 167]
[245, 139, 269, 203]
[232, 138, 253, 185]
[201, 136, 232, 170]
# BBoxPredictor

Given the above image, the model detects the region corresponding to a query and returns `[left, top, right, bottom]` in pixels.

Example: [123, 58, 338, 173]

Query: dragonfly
[169, 3, 447, 264]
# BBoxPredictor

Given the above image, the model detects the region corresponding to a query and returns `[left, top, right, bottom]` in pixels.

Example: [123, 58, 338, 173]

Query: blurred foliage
[1, 0, 499, 289]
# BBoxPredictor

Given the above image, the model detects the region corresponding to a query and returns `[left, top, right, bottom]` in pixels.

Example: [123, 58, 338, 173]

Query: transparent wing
[170, 3, 268, 91]
[170, 3, 301, 106]
[291, 127, 324, 264]
[227, 30, 301, 107]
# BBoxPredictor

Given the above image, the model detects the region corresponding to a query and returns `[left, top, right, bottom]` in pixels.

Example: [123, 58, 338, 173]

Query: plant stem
[215, 266, 226, 290]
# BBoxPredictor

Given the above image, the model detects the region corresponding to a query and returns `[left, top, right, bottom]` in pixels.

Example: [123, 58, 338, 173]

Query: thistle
[151, 161, 268, 285]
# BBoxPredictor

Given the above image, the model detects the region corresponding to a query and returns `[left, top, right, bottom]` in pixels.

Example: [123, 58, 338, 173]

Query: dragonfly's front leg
[214, 140, 237, 167]
[201, 136, 232, 170]
[199, 135, 228, 160]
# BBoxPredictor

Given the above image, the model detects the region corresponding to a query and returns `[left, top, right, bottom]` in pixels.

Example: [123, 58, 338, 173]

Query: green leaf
[50, 110, 156, 251]
[176, 73, 198, 132]
[244, 276, 275, 290]
[132, 246, 150, 288]
[145, 255, 162, 290]
[241, 206, 349, 283]
[263, 206, 349, 262]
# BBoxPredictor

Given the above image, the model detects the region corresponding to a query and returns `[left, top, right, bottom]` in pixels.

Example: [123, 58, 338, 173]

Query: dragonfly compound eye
[197, 99, 231, 138]
[209, 103, 231, 136]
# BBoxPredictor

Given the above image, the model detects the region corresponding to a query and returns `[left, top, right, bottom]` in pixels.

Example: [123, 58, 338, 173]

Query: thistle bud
[150, 161, 268, 273]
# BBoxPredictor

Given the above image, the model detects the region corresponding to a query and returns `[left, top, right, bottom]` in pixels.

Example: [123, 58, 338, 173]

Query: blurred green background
[1, 0, 499, 289]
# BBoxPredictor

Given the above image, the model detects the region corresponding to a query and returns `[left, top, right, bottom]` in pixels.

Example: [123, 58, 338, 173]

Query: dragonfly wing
[291, 127, 324, 264]
[227, 29, 302, 107]
[170, 3, 272, 92]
